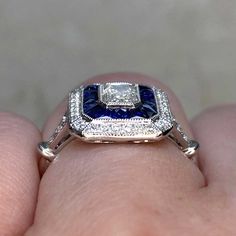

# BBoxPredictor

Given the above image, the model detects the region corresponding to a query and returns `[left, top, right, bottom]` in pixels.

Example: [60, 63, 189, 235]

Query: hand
[0, 73, 235, 236]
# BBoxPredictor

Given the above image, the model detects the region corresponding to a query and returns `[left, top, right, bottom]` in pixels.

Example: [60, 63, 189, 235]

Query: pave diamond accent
[82, 122, 160, 139]
[154, 89, 173, 132]
[69, 83, 174, 142]
[69, 89, 89, 133]
[175, 120, 190, 142]
[100, 83, 140, 108]
[48, 115, 68, 144]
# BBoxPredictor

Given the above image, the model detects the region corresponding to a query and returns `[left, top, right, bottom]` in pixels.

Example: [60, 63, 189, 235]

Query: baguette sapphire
[82, 84, 158, 119]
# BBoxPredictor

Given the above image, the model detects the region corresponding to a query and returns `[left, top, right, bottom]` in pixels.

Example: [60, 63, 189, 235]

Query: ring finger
[26, 73, 204, 235]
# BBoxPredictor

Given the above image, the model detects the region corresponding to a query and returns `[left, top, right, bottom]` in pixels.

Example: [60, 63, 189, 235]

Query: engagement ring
[38, 82, 199, 174]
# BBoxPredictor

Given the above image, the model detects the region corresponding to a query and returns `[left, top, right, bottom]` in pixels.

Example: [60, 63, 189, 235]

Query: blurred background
[0, 0, 235, 127]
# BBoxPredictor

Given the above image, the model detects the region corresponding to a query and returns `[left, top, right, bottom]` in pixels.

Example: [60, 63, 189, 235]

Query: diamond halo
[69, 82, 173, 142]
[38, 81, 199, 175]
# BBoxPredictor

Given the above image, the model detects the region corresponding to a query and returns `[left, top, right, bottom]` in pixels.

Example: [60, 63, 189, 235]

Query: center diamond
[100, 83, 140, 108]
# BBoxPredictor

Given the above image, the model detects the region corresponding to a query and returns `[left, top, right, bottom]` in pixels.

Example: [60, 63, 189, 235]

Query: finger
[27, 73, 204, 235]
[192, 105, 236, 193]
[0, 113, 40, 235]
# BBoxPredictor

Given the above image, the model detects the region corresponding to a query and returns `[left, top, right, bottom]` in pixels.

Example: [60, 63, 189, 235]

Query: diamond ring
[38, 82, 199, 173]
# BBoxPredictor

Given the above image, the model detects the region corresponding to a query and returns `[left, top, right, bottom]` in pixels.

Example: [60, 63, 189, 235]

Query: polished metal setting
[38, 82, 199, 174]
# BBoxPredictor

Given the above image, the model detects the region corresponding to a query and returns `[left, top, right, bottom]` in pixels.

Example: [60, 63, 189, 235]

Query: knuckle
[0, 112, 37, 133]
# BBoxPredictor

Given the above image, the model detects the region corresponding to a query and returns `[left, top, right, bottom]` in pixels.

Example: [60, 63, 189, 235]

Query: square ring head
[69, 82, 173, 143]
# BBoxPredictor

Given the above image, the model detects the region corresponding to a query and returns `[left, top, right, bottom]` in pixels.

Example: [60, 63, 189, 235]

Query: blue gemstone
[135, 85, 158, 118]
[110, 109, 120, 119]
[132, 108, 143, 117]
[85, 105, 106, 119]
[139, 86, 155, 101]
[84, 91, 98, 100]
[83, 85, 101, 119]
[143, 101, 157, 110]
[83, 85, 99, 101]
[110, 108, 132, 119]
[142, 104, 157, 116]
[84, 98, 98, 105]
[85, 85, 98, 91]
[132, 107, 146, 118]
[83, 102, 98, 112]
[82, 84, 159, 120]
[102, 109, 112, 118]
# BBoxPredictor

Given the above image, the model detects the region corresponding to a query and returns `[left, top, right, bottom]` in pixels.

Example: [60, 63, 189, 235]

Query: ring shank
[38, 115, 199, 175]
[167, 120, 199, 163]
[38, 114, 74, 176]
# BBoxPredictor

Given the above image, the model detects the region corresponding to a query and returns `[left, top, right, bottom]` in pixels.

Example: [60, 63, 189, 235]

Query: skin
[0, 72, 235, 236]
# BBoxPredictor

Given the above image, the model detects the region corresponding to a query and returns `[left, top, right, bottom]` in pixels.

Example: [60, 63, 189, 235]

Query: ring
[38, 82, 199, 174]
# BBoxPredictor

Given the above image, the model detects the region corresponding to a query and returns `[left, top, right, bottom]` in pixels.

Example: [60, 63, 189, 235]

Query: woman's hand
[0, 73, 235, 236]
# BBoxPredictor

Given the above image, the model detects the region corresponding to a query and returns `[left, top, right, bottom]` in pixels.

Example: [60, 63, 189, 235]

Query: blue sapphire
[83, 85, 99, 101]
[85, 105, 106, 119]
[139, 85, 156, 102]
[110, 108, 132, 119]
[82, 84, 159, 119]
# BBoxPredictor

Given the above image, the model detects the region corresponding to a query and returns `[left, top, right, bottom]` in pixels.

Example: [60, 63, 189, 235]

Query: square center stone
[100, 83, 140, 108]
